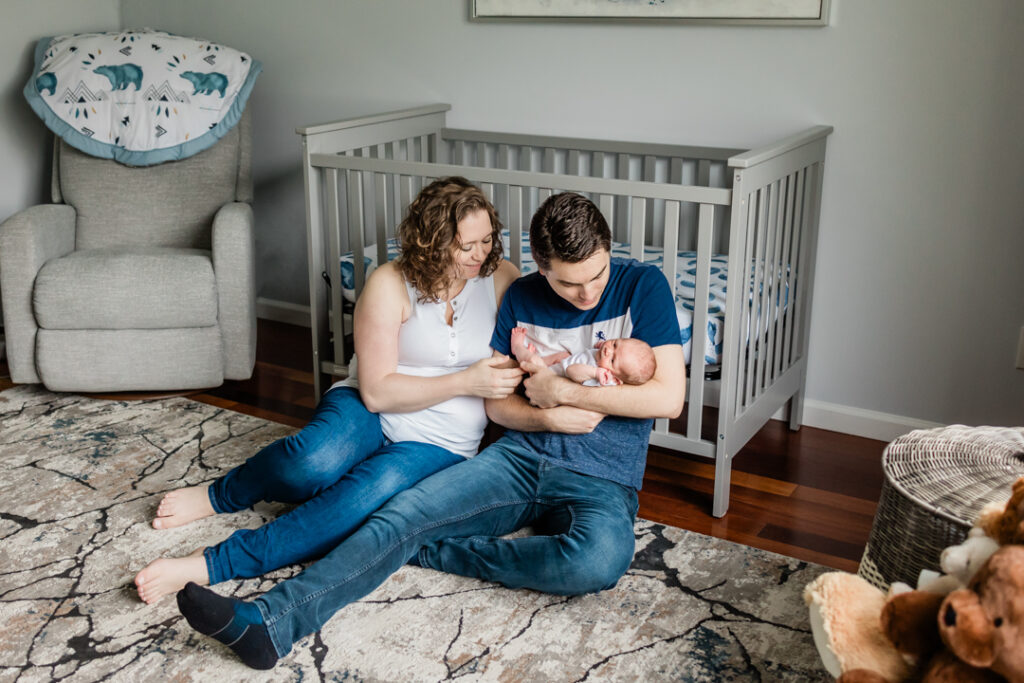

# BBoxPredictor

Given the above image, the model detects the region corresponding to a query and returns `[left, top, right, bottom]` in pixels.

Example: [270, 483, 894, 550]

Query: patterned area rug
[0, 385, 832, 682]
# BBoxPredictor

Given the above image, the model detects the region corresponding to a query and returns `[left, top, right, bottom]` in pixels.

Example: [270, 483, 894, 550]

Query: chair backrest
[51, 109, 253, 250]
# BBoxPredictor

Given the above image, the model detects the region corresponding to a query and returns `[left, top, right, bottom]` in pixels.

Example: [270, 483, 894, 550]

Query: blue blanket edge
[23, 35, 262, 167]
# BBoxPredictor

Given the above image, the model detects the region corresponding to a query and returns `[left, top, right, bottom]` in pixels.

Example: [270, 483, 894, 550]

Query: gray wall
[6, 1, 1024, 428]
[0, 0, 120, 222]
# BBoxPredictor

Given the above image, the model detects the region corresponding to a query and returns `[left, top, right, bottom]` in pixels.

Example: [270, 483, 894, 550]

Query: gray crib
[297, 104, 832, 517]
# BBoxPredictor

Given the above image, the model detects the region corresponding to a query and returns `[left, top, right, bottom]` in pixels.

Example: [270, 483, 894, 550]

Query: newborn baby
[510, 327, 656, 386]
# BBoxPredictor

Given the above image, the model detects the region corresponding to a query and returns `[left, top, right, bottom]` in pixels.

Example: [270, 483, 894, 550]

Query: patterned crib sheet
[339, 233, 782, 367]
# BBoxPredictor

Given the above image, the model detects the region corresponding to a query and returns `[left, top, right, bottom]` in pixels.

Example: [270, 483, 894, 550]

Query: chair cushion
[58, 125, 239, 250]
[36, 327, 224, 392]
[34, 247, 217, 330]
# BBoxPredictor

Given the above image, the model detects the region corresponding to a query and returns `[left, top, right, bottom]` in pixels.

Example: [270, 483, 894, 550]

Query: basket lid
[882, 425, 1024, 527]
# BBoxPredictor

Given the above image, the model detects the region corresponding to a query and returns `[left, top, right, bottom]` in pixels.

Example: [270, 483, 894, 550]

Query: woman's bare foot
[135, 549, 209, 604]
[152, 485, 215, 530]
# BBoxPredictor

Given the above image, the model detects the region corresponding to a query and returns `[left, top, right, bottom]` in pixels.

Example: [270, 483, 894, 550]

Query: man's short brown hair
[529, 192, 611, 271]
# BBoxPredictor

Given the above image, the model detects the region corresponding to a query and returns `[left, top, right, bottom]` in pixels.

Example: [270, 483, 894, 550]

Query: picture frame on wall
[471, 0, 830, 26]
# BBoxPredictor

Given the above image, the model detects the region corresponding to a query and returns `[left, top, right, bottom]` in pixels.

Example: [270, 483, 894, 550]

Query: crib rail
[298, 104, 831, 518]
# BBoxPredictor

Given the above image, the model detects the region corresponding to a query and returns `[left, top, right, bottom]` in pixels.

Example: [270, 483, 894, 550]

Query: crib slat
[759, 180, 784, 389]
[643, 155, 660, 245]
[431, 133, 446, 164]
[598, 194, 614, 230]
[789, 166, 814, 364]
[774, 172, 797, 378]
[399, 175, 414, 220]
[766, 175, 789, 383]
[687, 203, 714, 441]
[481, 182, 495, 204]
[495, 146, 511, 230]
[629, 200, 646, 261]
[616, 154, 630, 240]
[662, 201, 681, 293]
[346, 171, 366, 292]
[477, 142, 487, 167]
[782, 167, 806, 366]
[508, 185, 523, 271]
[698, 159, 711, 187]
[543, 148, 555, 173]
[385, 143, 401, 235]
[568, 149, 581, 176]
[325, 170, 346, 377]
[519, 146, 532, 172]
[753, 182, 776, 394]
[538, 188, 552, 204]
[654, 199, 681, 438]
[743, 187, 767, 410]
[374, 172, 391, 252]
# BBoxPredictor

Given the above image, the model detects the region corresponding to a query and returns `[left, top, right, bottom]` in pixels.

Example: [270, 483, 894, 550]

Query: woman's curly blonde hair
[395, 177, 504, 302]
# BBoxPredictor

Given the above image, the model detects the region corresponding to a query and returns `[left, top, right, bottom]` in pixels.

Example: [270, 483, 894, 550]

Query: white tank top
[332, 273, 497, 458]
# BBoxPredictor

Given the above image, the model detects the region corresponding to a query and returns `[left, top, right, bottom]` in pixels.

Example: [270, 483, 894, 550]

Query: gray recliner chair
[0, 111, 256, 392]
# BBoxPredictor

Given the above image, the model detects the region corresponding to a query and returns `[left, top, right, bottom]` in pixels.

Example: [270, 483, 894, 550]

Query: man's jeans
[253, 437, 640, 658]
[202, 387, 464, 584]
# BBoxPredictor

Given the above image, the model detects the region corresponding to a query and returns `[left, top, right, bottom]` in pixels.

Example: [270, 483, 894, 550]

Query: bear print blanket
[24, 29, 260, 166]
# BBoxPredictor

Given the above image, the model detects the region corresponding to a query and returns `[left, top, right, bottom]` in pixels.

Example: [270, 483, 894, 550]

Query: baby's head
[597, 338, 657, 385]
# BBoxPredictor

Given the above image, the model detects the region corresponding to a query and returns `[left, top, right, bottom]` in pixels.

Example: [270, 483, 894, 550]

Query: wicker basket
[857, 425, 1024, 589]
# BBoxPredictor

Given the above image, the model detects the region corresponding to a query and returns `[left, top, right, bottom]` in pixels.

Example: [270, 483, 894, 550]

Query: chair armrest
[211, 202, 256, 380]
[0, 204, 77, 383]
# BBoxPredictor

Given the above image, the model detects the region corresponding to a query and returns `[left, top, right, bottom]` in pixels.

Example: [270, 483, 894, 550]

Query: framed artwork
[472, 0, 830, 25]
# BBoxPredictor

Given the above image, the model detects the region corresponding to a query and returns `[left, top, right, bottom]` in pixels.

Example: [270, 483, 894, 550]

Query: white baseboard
[797, 399, 942, 443]
[255, 297, 943, 444]
[257, 297, 311, 327]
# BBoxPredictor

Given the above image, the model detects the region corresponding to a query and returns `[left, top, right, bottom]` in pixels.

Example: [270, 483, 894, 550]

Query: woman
[135, 177, 523, 603]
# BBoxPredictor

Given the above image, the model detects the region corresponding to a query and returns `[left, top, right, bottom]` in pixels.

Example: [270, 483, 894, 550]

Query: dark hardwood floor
[0, 319, 886, 573]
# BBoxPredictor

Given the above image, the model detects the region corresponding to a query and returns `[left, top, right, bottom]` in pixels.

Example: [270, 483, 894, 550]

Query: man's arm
[484, 351, 605, 434]
[522, 343, 685, 419]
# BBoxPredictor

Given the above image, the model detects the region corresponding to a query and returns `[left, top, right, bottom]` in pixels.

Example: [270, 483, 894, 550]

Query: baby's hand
[596, 367, 621, 386]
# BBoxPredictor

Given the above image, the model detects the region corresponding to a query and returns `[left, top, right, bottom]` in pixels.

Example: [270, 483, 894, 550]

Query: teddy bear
[806, 477, 1024, 682]
[977, 477, 1024, 546]
[847, 544, 1024, 683]
[916, 526, 1000, 595]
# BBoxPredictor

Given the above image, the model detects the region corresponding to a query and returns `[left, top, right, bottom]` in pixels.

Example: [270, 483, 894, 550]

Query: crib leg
[712, 445, 732, 518]
[788, 390, 805, 431]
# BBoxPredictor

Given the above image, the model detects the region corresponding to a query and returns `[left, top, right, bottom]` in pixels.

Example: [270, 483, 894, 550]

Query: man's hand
[542, 406, 605, 434]
[523, 368, 577, 409]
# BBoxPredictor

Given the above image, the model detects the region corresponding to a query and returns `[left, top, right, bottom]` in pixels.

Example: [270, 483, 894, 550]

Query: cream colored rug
[0, 385, 831, 681]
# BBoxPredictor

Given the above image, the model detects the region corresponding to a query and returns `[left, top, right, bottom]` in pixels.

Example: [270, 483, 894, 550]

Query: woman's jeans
[202, 387, 464, 584]
[252, 437, 640, 658]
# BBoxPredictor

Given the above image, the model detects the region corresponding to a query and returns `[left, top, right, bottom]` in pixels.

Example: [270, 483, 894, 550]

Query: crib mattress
[340, 234, 740, 366]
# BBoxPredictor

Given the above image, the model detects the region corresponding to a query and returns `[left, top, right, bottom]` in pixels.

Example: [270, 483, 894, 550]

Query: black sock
[176, 582, 278, 670]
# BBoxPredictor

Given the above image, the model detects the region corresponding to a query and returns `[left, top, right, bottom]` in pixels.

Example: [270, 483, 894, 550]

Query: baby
[510, 327, 657, 387]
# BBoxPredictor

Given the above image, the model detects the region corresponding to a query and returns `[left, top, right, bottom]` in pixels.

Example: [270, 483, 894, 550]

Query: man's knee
[558, 525, 635, 594]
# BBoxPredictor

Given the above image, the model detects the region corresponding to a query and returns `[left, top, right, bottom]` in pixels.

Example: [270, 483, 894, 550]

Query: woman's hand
[462, 355, 525, 399]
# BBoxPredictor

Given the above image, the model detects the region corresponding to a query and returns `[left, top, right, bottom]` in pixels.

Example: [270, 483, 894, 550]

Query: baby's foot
[510, 327, 532, 362]
[135, 549, 209, 604]
[152, 485, 215, 529]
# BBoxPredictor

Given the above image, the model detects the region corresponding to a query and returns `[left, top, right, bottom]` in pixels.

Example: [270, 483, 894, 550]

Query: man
[175, 192, 686, 669]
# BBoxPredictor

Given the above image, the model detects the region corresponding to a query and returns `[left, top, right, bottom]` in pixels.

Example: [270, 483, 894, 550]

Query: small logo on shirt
[595, 330, 607, 342]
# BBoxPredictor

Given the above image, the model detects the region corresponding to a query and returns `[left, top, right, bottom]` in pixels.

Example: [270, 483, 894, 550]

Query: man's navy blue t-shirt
[490, 257, 682, 490]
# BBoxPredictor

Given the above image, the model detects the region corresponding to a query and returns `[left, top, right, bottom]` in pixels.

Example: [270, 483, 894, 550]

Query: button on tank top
[335, 273, 497, 458]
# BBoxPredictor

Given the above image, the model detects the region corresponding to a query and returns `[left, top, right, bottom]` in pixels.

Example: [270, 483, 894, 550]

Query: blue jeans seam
[254, 598, 286, 657]
[262, 497, 533, 626]
[202, 547, 218, 585]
